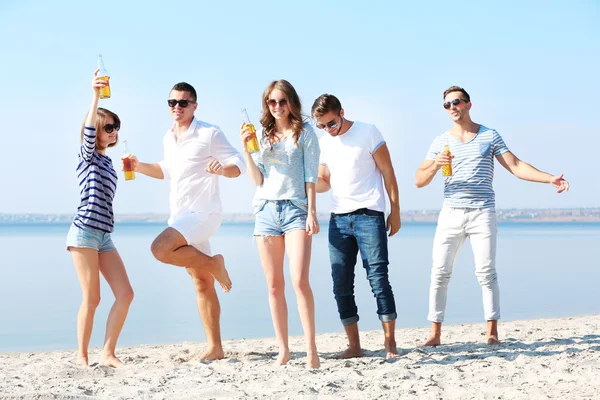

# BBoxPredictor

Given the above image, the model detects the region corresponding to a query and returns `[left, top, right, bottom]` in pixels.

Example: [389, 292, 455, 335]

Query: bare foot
[385, 342, 401, 359]
[486, 335, 501, 345]
[335, 347, 364, 359]
[99, 353, 124, 368]
[199, 347, 225, 361]
[212, 255, 232, 292]
[77, 354, 89, 367]
[307, 350, 320, 369]
[275, 350, 291, 366]
[421, 335, 441, 347]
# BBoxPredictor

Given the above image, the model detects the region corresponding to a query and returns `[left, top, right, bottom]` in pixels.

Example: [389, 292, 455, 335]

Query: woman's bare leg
[98, 249, 134, 367]
[256, 235, 290, 366]
[285, 230, 320, 369]
[71, 248, 101, 366]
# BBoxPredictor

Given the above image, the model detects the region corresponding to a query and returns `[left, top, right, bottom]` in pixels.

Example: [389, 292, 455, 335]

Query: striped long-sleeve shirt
[72, 126, 118, 233]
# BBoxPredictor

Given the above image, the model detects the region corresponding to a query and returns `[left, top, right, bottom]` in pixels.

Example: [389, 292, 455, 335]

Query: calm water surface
[0, 222, 598, 352]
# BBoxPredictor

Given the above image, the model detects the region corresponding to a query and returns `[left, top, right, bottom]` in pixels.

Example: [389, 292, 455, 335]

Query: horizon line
[1, 206, 599, 216]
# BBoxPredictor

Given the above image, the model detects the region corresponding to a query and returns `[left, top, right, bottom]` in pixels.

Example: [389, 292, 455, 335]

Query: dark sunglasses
[316, 118, 339, 130]
[266, 98, 288, 108]
[443, 98, 469, 109]
[167, 99, 196, 108]
[103, 124, 120, 133]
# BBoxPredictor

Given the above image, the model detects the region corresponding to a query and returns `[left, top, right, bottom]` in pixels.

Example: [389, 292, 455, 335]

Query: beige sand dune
[1, 315, 598, 399]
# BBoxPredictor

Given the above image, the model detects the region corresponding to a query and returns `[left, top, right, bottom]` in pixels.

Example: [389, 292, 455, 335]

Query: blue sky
[1, 0, 598, 214]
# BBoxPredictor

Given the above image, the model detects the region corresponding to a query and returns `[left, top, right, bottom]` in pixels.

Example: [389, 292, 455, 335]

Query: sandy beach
[1, 315, 598, 399]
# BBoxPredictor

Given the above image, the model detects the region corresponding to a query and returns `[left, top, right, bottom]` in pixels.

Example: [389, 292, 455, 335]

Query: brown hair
[80, 108, 120, 149]
[260, 80, 304, 149]
[311, 94, 342, 118]
[443, 86, 470, 102]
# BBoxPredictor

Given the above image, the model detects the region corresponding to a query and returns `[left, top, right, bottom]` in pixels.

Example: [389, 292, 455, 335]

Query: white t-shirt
[158, 117, 246, 220]
[319, 121, 386, 214]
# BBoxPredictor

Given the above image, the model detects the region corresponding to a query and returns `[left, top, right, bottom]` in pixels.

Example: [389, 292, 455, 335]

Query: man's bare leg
[337, 323, 364, 359]
[152, 228, 231, 292]
[382, 320, 400, 359]
[422, 322, 442, 347]
[486, 320, 501, 345]
[187, 267, 225, 360]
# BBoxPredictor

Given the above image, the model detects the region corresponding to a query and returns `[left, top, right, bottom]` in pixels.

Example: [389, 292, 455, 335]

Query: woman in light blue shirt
[240, 79, 321, 369]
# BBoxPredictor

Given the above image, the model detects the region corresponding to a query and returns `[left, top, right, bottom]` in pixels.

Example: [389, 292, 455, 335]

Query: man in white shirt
[312, 94, 402, 359]
[123, 82, 245, 360]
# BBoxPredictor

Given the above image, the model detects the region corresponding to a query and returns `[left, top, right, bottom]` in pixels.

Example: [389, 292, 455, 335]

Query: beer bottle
[241, 108, 260, 153]
[97, 54, 111, 99]
[442, 145, 453, 176]
[122, 140, 135, 181]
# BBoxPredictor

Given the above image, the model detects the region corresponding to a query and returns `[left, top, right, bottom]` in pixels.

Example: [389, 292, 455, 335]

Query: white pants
[428, 207, 499, 323]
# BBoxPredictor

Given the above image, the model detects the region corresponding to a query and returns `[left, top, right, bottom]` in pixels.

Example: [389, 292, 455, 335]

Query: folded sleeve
[302, 125, 320, 183]
[211, 128, 246, 175]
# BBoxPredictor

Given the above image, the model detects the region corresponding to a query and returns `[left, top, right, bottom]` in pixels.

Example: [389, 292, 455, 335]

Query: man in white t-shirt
[312, 94, 401, 359]
[123, 82, 246, 360]
[415, 86, 570, 347]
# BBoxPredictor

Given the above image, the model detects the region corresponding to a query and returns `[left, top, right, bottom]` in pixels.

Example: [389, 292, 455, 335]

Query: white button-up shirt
[158, 117, 246, 220]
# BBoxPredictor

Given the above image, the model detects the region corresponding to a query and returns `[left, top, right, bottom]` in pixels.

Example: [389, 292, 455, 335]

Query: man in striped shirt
[415, 86, 570, 346]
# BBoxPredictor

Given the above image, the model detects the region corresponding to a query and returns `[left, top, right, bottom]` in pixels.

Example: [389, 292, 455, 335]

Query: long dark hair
[259, 80, 304, 149]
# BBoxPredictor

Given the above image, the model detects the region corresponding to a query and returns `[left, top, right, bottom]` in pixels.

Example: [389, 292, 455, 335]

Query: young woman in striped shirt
[65, 70, 134, 367]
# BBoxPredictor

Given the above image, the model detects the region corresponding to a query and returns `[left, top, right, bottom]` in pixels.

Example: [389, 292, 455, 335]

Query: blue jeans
[329, 208, 397, 326]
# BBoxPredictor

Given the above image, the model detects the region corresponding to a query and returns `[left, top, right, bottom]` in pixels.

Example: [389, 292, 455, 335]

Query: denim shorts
[66, 224, 116, 253]
[254, 200, 307, 236]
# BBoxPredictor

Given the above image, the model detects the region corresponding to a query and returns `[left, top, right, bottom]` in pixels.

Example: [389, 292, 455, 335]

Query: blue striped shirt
[73, 126, 118, 233]
[426, 125, 509, 209]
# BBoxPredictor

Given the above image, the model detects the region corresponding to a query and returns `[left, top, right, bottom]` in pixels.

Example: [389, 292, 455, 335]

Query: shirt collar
[169, 117, 197, 139]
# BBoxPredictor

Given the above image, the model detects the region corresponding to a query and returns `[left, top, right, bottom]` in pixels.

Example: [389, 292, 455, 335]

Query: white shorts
[169, 212, 222, 256]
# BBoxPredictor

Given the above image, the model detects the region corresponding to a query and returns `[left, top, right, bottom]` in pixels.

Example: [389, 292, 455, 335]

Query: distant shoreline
[1, 207, 599, 224]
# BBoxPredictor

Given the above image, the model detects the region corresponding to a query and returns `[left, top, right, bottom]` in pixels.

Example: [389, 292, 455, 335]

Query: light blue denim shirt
[252, 123, 320, 213]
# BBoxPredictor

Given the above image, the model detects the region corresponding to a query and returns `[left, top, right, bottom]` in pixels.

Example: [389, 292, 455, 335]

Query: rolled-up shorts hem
[66, 244, 116, 253]
[254, 227, 306, 237]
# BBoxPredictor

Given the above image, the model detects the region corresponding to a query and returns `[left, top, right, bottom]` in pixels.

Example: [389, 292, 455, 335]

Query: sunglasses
[167, 99, 196, 108]
[103, 124, 120, 133]
[443, 98, 469, 110]
[316, 118, 339, 130]
[266, 98, 288, 108]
